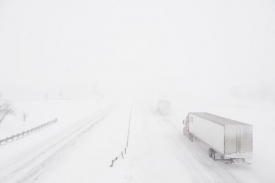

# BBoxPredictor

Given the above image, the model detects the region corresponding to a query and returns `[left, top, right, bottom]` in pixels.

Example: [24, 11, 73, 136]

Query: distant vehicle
[157, 100, 171, 115]
[183, 112, 253, 164]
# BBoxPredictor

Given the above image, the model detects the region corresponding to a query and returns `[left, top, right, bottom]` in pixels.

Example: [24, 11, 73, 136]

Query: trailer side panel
[189, 114, 225, 154]
[239, 125, 253, 154]
[224, 125, 237, 155]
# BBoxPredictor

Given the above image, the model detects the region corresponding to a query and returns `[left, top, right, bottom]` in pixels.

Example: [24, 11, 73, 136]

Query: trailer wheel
[211, 152, 216, 160]
[208, 149, 215, 160]
[208, 149, 212, 157]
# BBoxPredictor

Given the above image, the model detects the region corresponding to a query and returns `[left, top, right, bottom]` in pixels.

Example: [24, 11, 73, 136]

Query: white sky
[1, 0, 275, 100]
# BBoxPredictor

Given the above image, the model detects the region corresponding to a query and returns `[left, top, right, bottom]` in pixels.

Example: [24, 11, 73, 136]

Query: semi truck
[183, 112, 253, 164]
[157, 100, 171, 115]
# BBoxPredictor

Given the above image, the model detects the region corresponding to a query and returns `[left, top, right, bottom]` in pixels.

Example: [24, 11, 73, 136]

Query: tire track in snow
[0, 103, 119, 183]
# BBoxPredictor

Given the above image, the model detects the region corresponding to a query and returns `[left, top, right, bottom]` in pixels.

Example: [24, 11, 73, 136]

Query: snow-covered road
[0, 102, 119, 183]
[0, 100, 271, 183]
[112, 102, 240, 183]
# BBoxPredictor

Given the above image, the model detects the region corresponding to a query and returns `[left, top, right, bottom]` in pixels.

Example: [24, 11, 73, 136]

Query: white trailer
[183, 112, 253, 164]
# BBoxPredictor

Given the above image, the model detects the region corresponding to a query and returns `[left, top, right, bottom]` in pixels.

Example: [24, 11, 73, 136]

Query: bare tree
[22, 112, 28, 122]
[0, 100, 15, 125]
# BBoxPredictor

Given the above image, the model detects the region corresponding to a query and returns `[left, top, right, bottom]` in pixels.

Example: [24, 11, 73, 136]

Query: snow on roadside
[0, 98, 115, 170]
[35, 100, 133, 183]
[0, 99, 106, 139]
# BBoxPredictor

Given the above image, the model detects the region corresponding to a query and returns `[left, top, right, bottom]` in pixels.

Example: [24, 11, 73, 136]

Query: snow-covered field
[0, 99, 97, 139]
[0, 97, 274, 183]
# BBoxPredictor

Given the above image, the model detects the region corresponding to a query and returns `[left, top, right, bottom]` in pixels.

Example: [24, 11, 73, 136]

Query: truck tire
[208, 149, 216, 160]
[211, 152, 216, 160]
[208, 149, 212, 157]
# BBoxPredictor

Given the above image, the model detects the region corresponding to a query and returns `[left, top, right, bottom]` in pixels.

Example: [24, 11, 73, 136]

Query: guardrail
[0, 118, 58, 145]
